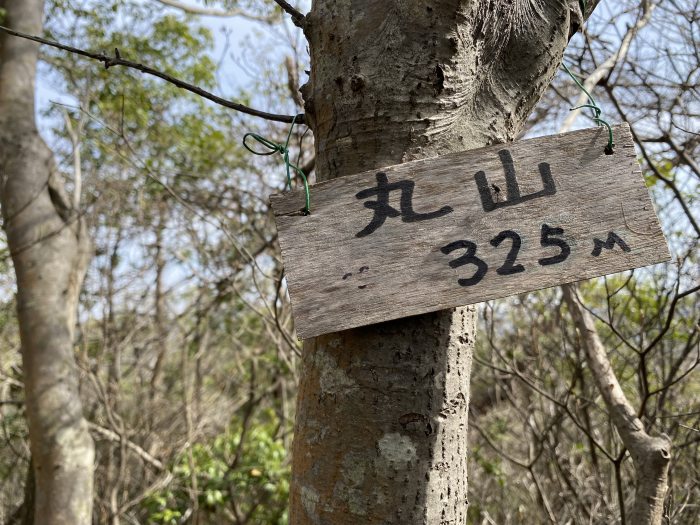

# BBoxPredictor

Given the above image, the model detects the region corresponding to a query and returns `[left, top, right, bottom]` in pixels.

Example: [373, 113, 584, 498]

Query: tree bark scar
[350, 74, 366, 93]
[433, 64, 445, 95]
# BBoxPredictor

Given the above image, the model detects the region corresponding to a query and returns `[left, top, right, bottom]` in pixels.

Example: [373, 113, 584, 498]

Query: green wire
[561, 62, 615, 153]
[243, 114, 310, 214]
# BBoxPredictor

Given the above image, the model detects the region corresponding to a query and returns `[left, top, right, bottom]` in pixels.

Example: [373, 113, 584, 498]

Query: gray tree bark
[291, 1, 591, 523]
[0, 1, 94, 524]
[563, 285, 671, 525]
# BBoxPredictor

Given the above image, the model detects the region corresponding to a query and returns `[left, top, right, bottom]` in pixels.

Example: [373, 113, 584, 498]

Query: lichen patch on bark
[333, 452, 369, 516]
[300, 486, 321, 523]
[314, 348, 358, 395]
[378, 432, 417, 465]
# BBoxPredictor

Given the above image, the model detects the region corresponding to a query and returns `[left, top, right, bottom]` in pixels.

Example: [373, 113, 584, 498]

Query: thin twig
[0, 25, 303, 124]
[642, 283, 700, 355]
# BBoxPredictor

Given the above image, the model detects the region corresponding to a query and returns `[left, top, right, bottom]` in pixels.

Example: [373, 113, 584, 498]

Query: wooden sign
[271, 124, 670, 339]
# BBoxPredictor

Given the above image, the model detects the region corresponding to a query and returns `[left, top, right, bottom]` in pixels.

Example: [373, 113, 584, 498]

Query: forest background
[0, 0, 698, 523]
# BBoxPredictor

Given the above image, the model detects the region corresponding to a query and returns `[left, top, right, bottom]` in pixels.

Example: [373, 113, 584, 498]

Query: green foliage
[471, 261, 699, 523]
[472, 445, 506, 488]
[45, 0, 234, 184]
[145, 410, 290, 525]
[644, 157, 674, 187]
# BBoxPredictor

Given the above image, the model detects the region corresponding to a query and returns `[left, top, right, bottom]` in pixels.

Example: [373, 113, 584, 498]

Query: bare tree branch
[155, 0, 276, 21]
[642, 283, 700, 355]
[87, 422, 165, 471]
[272, 0, 305, 27]
[301, 155, 315, 176]
[0, 25, 303, 124]
[562, 0, 654, 130]
[284, 55, 304, 108]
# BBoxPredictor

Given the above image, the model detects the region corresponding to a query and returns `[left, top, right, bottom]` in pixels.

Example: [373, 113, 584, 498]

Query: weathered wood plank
[271, 124, 670, 339]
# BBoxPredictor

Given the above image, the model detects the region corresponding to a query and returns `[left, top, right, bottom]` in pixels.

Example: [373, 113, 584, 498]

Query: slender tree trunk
[555, 25, 670, 517]
[563, 285, 671, 525]
[150, 201, 169, 401]
[291, 1, 589, 522]
[104, 229, 123, 525]
[0, 1, 94, 523]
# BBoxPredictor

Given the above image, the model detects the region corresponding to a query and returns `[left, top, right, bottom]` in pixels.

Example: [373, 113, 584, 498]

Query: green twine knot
[562, 62, 614, 154]
[243, 114, 310, 214]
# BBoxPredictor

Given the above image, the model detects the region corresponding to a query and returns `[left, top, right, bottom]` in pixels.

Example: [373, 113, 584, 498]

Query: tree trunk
[0, 1, 94, 524]
[150, 200, 170, 413]
[554, 28, 670, 519]
[563, 285, 671, 525]
[291, 1, 588, 522]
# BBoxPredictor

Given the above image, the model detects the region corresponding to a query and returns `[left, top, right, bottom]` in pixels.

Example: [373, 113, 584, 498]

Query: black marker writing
[475, 149, 556, 212]
[355, 172, 453, 237]
[592, 232, 631, 256]
[490, 230, 525, 275]
[538, 224, 570, 266]
[440, 224, 634, 289]
[440, 240, 488, 287]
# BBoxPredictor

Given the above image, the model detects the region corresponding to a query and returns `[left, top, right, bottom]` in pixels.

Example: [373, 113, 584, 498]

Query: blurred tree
[0, 0, 94, 524]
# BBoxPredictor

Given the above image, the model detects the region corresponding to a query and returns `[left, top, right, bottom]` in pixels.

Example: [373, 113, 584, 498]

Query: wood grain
[271, 124, 670, 339]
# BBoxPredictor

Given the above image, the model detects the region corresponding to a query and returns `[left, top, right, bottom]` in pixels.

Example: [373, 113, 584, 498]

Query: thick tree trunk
[0, 1, 94, 524]
[291, 1, 586, 522]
